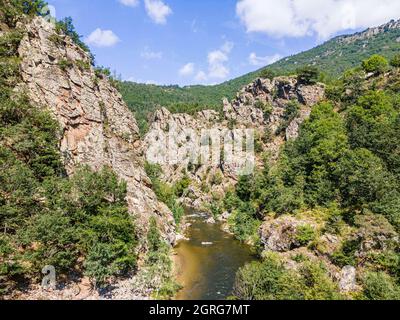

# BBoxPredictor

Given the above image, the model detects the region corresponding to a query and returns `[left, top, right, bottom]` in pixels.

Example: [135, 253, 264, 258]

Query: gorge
[1, 0, 400, 301]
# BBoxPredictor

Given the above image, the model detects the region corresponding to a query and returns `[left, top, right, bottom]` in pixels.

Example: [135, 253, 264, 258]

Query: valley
[1, 0, 400, 302]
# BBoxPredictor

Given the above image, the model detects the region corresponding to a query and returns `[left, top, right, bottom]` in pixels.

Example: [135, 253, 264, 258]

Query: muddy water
[174, 212, 256, 300]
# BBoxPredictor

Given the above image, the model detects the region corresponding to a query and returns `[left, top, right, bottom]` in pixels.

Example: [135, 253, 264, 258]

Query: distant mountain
[120, 19, 400, 134]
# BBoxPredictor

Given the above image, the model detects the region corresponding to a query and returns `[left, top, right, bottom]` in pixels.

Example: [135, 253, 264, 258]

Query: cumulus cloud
[249, 52, 282, 66]
[207, 41, 234, 79]
[141, 47, 163, 60]
[179, 63, 195, 76]
[144, 0, 172, 24]
[236, 0, 400, 39]
[119, 0, 139, 7]
[85, 28, 120, 47]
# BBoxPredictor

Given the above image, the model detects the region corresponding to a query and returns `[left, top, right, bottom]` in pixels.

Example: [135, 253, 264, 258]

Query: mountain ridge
[120, 18, 400, 134]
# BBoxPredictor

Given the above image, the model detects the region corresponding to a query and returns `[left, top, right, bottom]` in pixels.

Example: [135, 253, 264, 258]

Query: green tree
[363, 272, 400, 300]
[361, 55, 389, 75]
[390, 54, 400, 68]
[296, 66, 320, 85]
[55, 17, 91, 55]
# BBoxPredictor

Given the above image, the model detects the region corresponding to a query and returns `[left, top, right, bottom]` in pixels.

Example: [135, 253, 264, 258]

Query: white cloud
[119, 0, 139, 7]
[85, 28, 120, 47]
[236, 0, 400, 39]
[195, 71, 207, 82]
[144, 0, 172, 24]
[207, 41, 234, 79]
[141, 47, 163, 60]
[249, 52, 282, 66]
[179, 63, 195, 76]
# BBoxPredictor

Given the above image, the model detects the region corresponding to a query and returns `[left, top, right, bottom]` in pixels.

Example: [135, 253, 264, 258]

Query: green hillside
[120, 20, 400, 134]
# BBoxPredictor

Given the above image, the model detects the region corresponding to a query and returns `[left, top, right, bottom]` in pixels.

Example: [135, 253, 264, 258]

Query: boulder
[339, 266, 357, 293]
[259, 216, 316, 252]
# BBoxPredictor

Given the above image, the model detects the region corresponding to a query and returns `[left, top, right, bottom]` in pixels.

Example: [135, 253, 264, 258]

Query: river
[174, 211, 256, 300]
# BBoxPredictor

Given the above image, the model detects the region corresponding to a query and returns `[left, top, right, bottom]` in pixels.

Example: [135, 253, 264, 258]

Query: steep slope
[144, 76, 325, 211]
[17, 17, 176, 243]
[120, 19, 400, 134]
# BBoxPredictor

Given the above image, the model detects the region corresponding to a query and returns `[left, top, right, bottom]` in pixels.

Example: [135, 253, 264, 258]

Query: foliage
[390, 54, 400, 68]
[233, 255, 342, 300]
[0, 0, 47, 27]
[120, 26, 400, 135]
[58, 58, 73, 71]
[276, 99, 301, 134]
[362, 272, 400, 300]
[0, 24, 137, 292]
[362, 55, 389, 75]
[145, 217, 180, 299]
[144, 162, 186, 225]
[296, 225, 317, 246]
[55, 17, 91, 55]
[296, 66, 320, 85]
[228, 58, 400, 300]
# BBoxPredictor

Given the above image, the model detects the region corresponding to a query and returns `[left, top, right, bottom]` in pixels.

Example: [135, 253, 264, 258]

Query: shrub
[230, 202, 260, 242]
[296, 66, 320, 85]
[0, 31, 23, 57]
[296, 225, 317, 246]
[259, 68, 277, 80]
[390, 54, 400, 68]
[361, 55, 389, 75]
[58, 58, 73, 71]
[363, 272, 400, 300]
[233, 255, 304, 300]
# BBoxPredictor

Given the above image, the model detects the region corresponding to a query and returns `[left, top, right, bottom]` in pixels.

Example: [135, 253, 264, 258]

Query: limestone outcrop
[17, 17, 175, 243]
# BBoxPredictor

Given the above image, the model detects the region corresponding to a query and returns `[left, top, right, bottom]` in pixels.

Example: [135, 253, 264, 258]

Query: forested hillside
[215, 55, 400, 300]
[120, 19, 400, 135]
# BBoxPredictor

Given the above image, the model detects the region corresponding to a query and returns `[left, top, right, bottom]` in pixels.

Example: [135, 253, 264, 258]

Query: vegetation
[362, 55, 389, 75]
[54, 17, 93, 61]
[296, 66, 320, 85]
[120, 23, 400, 135]
[226, 55, 400, 300]
[0, 1, 138, 294]
[145, 162, 186, 225]
[233, 254, 342, 300]
[144, 217, 181, 299]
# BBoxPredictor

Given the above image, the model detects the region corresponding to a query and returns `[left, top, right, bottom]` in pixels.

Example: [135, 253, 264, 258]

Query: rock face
[259, 216, 316, 252]
[17, 17, 175, 243]
[338, 18, 400, 44]
[144, 77, 324, 210]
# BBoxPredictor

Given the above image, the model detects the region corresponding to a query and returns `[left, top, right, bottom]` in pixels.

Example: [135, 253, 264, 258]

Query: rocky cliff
[144, 76, 325, 210]
[17, 17, 176, 243]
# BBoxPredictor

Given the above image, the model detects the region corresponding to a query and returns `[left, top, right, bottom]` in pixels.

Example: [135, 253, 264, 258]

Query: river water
[174, 212, 256, 300]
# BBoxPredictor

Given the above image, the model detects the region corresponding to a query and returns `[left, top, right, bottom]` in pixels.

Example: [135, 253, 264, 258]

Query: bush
[296, 225, 317, 246]
[296, 66, 320, 85]
[390, 54, 400, 68]
[363, 272, 400, 300]
[259, 69, 277, 80]
[230, 202, 260, 242]
[145, 162, 186, 225]
[362, 55, 389, 75]
[233, 255, 342, 300]
[58, 58, 73, 71]
[233, 256, 303, 300]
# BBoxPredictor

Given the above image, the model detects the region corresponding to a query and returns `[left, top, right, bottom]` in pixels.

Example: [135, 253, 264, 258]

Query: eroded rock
[18, 17, 176, 242]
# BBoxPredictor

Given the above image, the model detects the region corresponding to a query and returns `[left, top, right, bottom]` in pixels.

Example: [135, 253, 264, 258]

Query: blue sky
[46, 0, 400, 86]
